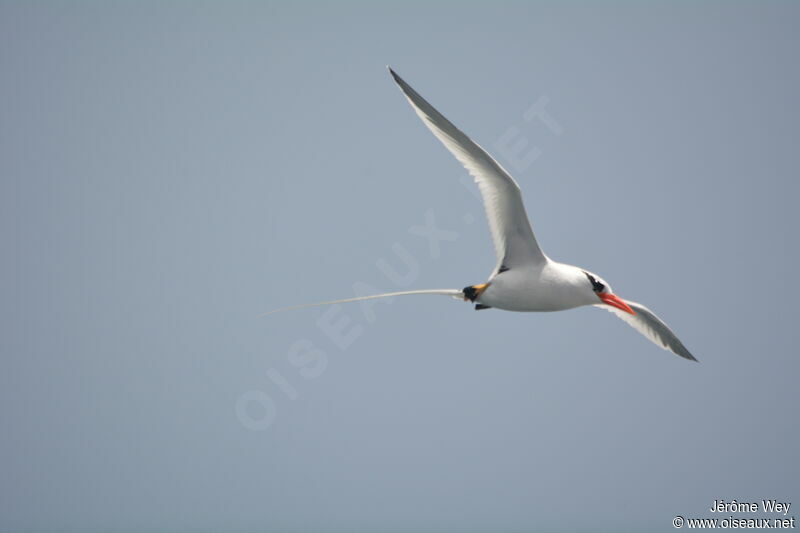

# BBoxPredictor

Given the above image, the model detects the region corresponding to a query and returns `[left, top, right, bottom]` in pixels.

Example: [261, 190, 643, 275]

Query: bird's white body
[481, 262, 594, 312]
[268, 67, 697, 361]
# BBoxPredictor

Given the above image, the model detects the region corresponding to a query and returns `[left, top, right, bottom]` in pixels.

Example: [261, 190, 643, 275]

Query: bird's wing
[594, 300, 696, 361]
[262, 289, 464, 316]
[389, 68, 547, 272]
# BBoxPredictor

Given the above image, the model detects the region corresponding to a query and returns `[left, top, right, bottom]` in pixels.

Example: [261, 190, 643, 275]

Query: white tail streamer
[260, 289, 465, 317]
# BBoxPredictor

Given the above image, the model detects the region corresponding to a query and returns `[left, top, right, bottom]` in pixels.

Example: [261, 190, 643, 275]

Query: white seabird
[267, 68, 696, 361]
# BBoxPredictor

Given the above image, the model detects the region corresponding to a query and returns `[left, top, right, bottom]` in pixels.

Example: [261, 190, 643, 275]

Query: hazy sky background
[2, 2, 798, 531]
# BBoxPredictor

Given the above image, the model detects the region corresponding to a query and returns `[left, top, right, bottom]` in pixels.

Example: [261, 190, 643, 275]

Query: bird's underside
[266, 67, 697, 362]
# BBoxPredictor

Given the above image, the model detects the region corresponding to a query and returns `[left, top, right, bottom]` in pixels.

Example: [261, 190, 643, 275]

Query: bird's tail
[260, 289, 465, 317]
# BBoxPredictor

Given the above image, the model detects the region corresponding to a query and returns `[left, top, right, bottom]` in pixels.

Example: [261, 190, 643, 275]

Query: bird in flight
[267, 67, 696, 361]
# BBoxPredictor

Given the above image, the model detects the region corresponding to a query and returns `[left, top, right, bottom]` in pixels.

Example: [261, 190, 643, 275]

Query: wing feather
[595, 300, 696, 361]
[389, 68, 547, 271]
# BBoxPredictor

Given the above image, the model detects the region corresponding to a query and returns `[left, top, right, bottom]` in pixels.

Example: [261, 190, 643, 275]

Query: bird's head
[581, 271, 636, 315]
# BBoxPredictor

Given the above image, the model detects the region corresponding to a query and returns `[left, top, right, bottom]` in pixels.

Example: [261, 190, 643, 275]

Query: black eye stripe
[583, 272, 605, 293]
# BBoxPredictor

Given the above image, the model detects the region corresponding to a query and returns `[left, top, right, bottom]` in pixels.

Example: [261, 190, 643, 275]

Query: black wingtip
[387, 66, 401, 83]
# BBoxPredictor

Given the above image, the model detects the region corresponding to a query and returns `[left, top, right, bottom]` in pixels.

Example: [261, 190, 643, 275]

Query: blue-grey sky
[2, 2, 798, 531]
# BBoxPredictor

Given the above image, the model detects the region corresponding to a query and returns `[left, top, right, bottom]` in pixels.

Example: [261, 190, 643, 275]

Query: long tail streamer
[260, 289, 464, 317]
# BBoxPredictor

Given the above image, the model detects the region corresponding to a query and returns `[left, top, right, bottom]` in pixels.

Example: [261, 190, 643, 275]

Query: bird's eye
[584, 272, 605, 293]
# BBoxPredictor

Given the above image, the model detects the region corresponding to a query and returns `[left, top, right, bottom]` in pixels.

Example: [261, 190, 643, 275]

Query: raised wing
[389, 67, 547, 272]
[595, 300, 696, 361]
